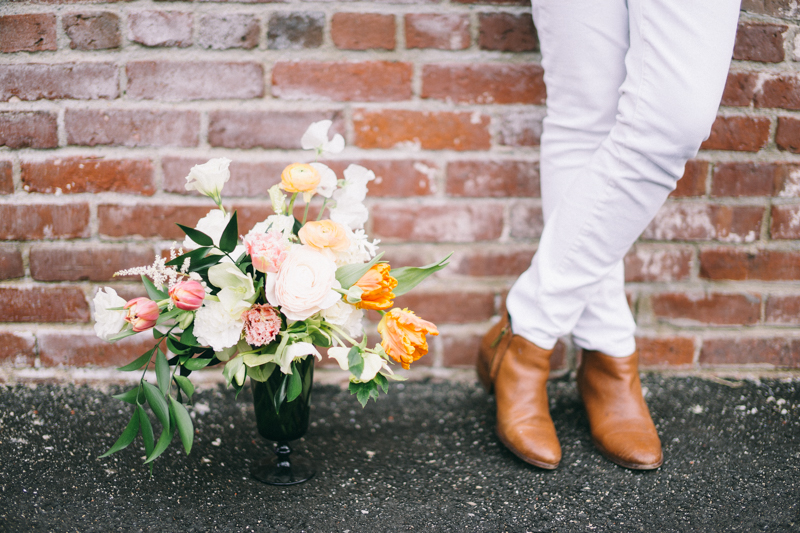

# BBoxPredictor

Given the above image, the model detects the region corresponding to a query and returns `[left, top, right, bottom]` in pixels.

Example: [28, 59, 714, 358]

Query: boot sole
[496, 430, 559, 470]
[592, 437, 663, 470]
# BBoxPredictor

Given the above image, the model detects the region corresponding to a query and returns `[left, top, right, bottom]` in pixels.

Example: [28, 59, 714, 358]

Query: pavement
[1, 372, 798, 532]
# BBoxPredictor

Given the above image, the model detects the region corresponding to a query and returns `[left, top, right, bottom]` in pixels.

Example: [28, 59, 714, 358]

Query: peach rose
[377, 308, 438, 370]
[280, 163, 321, 194]
[298, 220, 351, 256]
[354, 263, 397, 311]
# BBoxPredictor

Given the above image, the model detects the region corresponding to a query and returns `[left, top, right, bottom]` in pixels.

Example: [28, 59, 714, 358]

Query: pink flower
[124, 297, 160, 332]
[242, 305, 282, 346]
[245, 231, 290, 274]
[169, 280, 205, 311]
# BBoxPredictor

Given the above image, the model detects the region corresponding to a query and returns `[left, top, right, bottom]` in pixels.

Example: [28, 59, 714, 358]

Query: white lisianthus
[279, 342, 321, 375]
[264, 246, 341, 321]
[328, 347, 389, 382]
[208, 263, 256, 317]
[301, 120, 345, 155]
[183, 209, 230, 250]
[185, 158, 231, 201]
[193, 299, 244, 352]
[321, 300, 364, 339]
[329, 164, 375, 230]
[310, 162, 337, 198]
[249, 214, 295, 241]
[93, 288, 128, 341]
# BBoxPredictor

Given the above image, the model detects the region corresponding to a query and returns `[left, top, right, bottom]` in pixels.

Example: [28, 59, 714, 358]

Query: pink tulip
[124, 297, 160, 332]
[169, 280, 205, 311]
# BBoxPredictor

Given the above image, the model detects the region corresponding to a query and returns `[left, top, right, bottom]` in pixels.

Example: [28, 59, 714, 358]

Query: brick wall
[1, 0, 799, 374]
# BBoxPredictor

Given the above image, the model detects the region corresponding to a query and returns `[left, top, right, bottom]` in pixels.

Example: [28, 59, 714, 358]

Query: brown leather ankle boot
[478, 316, 561, 469]
[577, 350, 663, 470]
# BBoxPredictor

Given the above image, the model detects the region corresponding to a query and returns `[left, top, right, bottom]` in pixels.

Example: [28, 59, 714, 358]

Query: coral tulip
[377, 308, 438, 370]
[169, 280, 205, 311]
[354, 263, 397, 311]
[124, 297, 160, 332]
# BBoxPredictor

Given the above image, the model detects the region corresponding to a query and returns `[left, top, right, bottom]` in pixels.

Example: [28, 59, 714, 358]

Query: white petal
[310, 162, 337, 198]
[323, 134, 345, 154]
[359, 351, 384, 382]
[301, 120, 332, 150]
[327, 347, 351, 371]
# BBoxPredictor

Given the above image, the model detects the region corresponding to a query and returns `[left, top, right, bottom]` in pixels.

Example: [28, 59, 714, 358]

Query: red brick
[721, 71, 757, 107]
[776, 117, 800, 153]
[405, 14, 470, 50]
[65, 109, 199, 147]
[389, 290, 496, 325]
[651, 292, 761, 326]
[371, 202, 504, 242]
[771, 205, 800, 239]
[126, 61, 264, 100]
[0, 63, 119, 101]
[0, 332, 36, 367]
[755, 74, 800, 110]
[21, 157, 154, 195]
[0, 14, 56, 53]
[163, 158, 286, 197]
[208, 110, 345, 149]
[0, 111, 57, 149]
[273, 61, 412, 102]
[700, 116, 770, 152]
[267, 12, 324, 50]
[0, 246, 24, 280]
[30, 244, 155, 282]
[39, 333, 157, 368]
[422, 64, 545, 104]
[637, 337, 695, 366]
[733, 22, 787, 63]
[331, 13, 395, 51]
[478, 12, 537, 52]
[452, 247, 535, 277]
[496, 109, 544, 147]
[233, 204, 278, 235]
[198, 14, 259, 50]
[700, 248, 800, 281]
[63, 11, 120, 50]
[452, 0, 528, 5]
[0, 160, 12, 194]
[624, 246, 692, 282]
[99, 203, 212, 240]
[700, 337, 799, 367]
[325, 160, 436, 197]
[447, 160, 539, 197]
[741, 0, 798, 19]
[441, 334, 566, 369]
[0, 203, 90, 241]
[643, 203, 763, 243]
[671, 160, 709, 197]
[509, 201, 544, 239]
[765, 295, 800, 325]
[711, 162, 800, 197]
[353, 109, 490, 151]
[0, 287, 89, 323]
[128, 10, 192, 48]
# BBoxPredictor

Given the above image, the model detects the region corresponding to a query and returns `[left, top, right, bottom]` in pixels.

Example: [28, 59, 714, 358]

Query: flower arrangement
[94, 121, 448, 465]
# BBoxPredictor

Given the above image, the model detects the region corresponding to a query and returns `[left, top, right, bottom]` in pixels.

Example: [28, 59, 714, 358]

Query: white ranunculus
[208, 263, 255, 317]
[320, 300, 364, 338]
[193, 299, 244, 352]
[185, 158, 231, 200]
[93, 287, 128, 341]
[264, 246, 341, 321]
[301, 120, 345, 155]
[183, 209, 230, 250]
[248, 215, 295, 240]
[279, 342, 321, 375]
[310, 162, 337, 198]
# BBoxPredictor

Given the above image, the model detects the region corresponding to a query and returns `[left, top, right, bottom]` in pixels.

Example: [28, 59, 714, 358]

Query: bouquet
[93, 121, 449, 465]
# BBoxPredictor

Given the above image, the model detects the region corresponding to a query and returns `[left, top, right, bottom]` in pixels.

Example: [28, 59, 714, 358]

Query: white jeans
[506, 0, 740, 356]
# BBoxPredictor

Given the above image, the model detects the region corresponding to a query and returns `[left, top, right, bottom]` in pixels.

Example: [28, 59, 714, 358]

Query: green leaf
[177, 224, 214, 247]
[247, 362, 276, 382]
[167, 336, 192, 355]
[144, 415, 175, 464]
[118, 347, 155, 372]
[99, 410, 140, 458]
[287, 362, 302, 402]
[308, 327, 332, 348]
[173, 375, 195, 400]
[142, 275, 168, 301]
[180, 324, 199, 346]
[273, 373, 289, 414]
[142, 381, 169, 429]
[336, 252, 384, 289]
[165, 246, 211, 267]
[347, 346, 364, 379]
[107, 328, 138, 343]
[188, 253, 224, 272]
[392, 253, 452, 297]
[218, 211, 239, 254]
[155, 349, 170, 395]
[223, 356, 244, 387]
[153, 328, 166, 340]
[137, 405, 155, 458]
[374, 372, 389, 394]
[155, 307, 181, 326]
[169, 397, 193, 455]
[184, 357, 212, 371]
[112, 386, 143, 404]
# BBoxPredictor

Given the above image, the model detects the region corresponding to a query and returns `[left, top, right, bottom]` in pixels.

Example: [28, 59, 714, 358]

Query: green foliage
[173, 375, 195, 400]
[347, 346, 364, 379]
[287, 361, 302, 402]
[137, 405, 155, 459]
[246, 362, 276, 382]
[219, 211, 239, 253]
[165, 246, 211, 267]
[107, 327, 138, 343]
[155, 349, 170, 395]
[169, 397, 193, 455]
[179, 324, 199, 346]
[177, 224, 213, 247]
[348, 380, 381, 407]
[142, 381, 169, 429]
[141, 275, 168, 301]
[392, 253, 452, 296]
[145, 414, 175, 464]
[99, 410, 140, 458]
[112, 386, 143, 404]
[118, 347, 155, 372]
[183, 357, 213, 371]
[335, 252, 384, 289]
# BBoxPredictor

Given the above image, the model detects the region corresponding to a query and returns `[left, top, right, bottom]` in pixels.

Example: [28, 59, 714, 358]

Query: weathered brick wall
[0, 0, 799, 373]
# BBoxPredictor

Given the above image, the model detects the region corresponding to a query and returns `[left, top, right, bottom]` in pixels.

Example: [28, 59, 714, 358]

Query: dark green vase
[250, 355, 315, 485]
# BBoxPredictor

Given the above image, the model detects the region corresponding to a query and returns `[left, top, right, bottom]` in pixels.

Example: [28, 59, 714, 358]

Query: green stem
[302, 201, 311, 225]
[316, 199, 329, 221]
[287, 192, 298, 216]
[326, 323, 360, 346]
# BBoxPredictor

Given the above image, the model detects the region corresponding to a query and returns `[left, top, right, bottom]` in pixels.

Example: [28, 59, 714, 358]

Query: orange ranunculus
[377, 308, 438, 369]
[354, 263, 397, 311]
[280, 163, 321, 194]
[298, 220, 351, 253]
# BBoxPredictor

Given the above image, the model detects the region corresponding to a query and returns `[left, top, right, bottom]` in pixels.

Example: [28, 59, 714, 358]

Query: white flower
[194, 299, 244, 352]
[279, 342, 321, 375]
[301, 120, 345, 155]
[310, 162, 337, 198]
[207, 263, 256, 317]
[329, 164, 374, 230]
[268, 184, 287, 215]
[264, 246, 341, 321]
[321, 300, 364, 338]
[249, 215, 295, 241]
[93, 288, 128, 341]
[184, 158, 231, 200]
[327, 347, 389, 382]
[330, 201, 369, 230]
[183, 209, 230, 250]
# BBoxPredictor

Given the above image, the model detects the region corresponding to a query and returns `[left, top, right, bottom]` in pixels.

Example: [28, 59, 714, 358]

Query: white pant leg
[507, 0, 740, 353]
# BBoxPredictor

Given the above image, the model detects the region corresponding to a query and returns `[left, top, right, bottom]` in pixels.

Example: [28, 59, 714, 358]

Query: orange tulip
[377, 308, 438, 369]
[354, 263, 397, 311]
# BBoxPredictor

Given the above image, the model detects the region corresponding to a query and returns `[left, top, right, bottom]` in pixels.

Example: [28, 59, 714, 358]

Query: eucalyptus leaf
[98, 410, 140, 458]
[169, 397, 194, 455]
[219, 211, 239, 254]
[177, 224, 214, 247]
[142, 381, 169, 429]
[392, 253, 452, 296]
[335, 252, 384, 289]
[173, 375, 195, 400]
[141, 275, 168, 300]
[118, 347, 155, 372]
[155, 349, 170, 395]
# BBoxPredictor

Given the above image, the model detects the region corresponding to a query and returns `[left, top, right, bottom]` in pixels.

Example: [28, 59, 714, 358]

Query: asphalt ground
[1, 374, 798, 532]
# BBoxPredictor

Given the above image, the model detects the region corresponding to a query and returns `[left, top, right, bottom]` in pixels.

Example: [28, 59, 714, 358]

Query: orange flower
[377, 308, 438, 369]
[280, 163, 320, 194]
[354, 263, 397, 311]
[299, 220, 351, 253]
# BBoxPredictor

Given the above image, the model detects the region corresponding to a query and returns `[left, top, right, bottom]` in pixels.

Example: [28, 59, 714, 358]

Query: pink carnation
[245, 231, 289, 274]
[243, 304, 282, 347]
